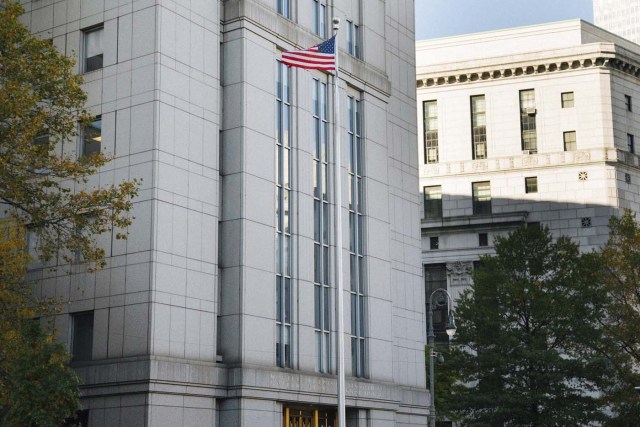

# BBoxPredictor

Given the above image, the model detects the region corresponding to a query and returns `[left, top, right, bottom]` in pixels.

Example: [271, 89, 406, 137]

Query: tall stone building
[593, 0, 640, 44]
[21, 0, 428, 425]
[416, 20, 640, 326]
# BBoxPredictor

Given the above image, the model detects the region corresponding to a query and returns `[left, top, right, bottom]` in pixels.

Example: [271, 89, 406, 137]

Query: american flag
[281, 36, 336, 70]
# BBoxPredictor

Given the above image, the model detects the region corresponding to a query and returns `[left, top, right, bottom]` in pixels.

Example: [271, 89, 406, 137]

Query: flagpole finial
[333, 17, 340, 30]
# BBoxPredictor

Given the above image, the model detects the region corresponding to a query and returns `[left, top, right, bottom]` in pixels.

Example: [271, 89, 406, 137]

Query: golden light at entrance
[284, 406, 336, 427]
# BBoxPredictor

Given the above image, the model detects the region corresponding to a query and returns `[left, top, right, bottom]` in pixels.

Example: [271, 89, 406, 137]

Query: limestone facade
[416, 20, 640, 313]
[20, 0, 428, 425]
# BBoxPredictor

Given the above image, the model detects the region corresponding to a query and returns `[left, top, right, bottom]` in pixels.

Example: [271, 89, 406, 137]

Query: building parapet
[416, 43, 640, 88]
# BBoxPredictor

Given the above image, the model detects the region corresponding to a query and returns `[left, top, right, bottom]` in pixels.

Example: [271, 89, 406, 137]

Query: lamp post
[427, 288, 456, 427]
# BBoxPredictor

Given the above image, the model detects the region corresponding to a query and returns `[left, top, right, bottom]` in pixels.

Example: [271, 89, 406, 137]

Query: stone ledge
[422, 211, 529, 232]
[420, 148, 636, 178]
[74, 358, 429, 414]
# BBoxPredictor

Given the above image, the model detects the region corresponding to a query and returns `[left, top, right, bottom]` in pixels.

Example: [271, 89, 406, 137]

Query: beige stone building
[416, 20, 640, 330]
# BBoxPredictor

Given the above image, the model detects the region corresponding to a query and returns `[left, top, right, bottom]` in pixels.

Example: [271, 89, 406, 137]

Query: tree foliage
[0, 222, 81, 426]
[1, 1, 138, 424]
[597, 210, 640, 423]
[438, 226, 612, 425]
[0, 0, 138, 269]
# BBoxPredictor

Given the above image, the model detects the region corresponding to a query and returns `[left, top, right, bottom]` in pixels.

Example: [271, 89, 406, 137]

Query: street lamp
[428, 288, 456, 427]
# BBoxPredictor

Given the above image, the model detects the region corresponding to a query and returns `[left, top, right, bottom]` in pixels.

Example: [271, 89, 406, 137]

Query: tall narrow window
[471, 95, 487, 159]
[563, 131, 577, 151]
[71, 311, 94, 362]
[625, 94, 632, 112]
[423, 186, 442, 219]
[312, 0, 327, 38]
[520, 89, 537, 153]
[346, 20, 361, 59]
[313, 78, 331, 373]
[425, 264, 448, 343]
[525, 176, 538, 193]
[561, 92, 574, 108]
[472, 181, 491, 215]
[276, 62, 293, 368]
[423, 100, 438, 163]
[628, 134, 635, 154]
[81, 116, 102, 157]
[348, 95, 366, 378]
[276, 0, 291, 18]
[83, 26, 103, 73]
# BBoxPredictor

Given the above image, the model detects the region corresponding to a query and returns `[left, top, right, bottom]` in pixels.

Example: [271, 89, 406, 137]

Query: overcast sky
[415, 0, 594, 40]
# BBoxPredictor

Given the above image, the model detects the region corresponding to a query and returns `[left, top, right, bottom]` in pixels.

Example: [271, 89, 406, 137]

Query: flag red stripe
[281, 43, 335, 70]
[281, 59, 335, 70]
[282, 52, 334, 60]
[281, 55, 335, 65]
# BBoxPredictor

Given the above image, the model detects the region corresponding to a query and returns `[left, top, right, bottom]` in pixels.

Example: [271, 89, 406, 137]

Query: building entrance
[283, 406, 336, 427]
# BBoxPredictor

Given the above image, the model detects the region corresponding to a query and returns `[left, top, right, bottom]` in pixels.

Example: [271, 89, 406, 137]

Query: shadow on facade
[420, 193, 622, 341]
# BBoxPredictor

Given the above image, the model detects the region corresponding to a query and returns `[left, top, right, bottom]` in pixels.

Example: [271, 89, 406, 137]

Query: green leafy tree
[0, 223, 81, 426]
[597, 210, 640, 424]
[425, 344, 462, 424]
[0, 1, 138, 424]
[439, 226, 612, 425]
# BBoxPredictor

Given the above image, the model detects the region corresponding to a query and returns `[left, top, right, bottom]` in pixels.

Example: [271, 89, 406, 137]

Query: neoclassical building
[416, 20, 640, 329]
[20, 0, 428, 425]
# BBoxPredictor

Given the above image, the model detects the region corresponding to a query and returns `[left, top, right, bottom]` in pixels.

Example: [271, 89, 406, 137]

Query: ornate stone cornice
[416, 53, 640, 88]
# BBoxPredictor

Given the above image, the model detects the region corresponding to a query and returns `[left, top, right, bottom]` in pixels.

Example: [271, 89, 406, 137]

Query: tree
[1, 1, 138, 424]
[1, 0, 137, 268]
[439, 226, 612, 425]
[597, 210, 640, 423]
[0, 222, 81, 426]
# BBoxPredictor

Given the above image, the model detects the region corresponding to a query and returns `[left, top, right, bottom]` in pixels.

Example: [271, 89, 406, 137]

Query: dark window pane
[430, 236, 439, 250]
[525, 176, 538, 194]
[83, 27, 103, 72]
[71, 311, 94, 362]
[82, 116, 102, 157]
[424, 186, 442, 219]
[425, 264, 448, 344]
[472, 181, 491, 215]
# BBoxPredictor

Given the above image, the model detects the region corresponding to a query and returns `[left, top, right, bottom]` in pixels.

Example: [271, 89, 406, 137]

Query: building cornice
[223, 0, 392, 97]
[416, 45, 640, 88]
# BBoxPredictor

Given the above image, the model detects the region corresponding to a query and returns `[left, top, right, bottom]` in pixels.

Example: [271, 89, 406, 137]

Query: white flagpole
[331, 17, 346, 427]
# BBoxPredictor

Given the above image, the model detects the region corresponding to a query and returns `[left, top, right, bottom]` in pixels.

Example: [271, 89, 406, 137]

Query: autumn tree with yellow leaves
[1, 1, 138, 424]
